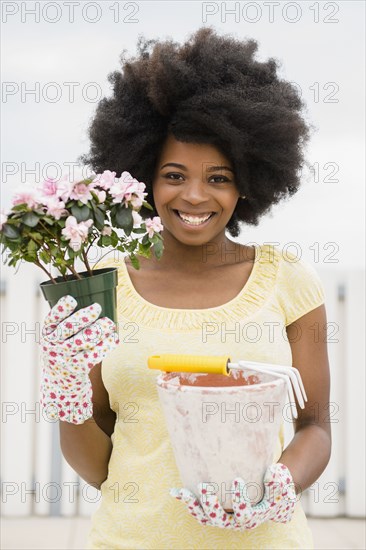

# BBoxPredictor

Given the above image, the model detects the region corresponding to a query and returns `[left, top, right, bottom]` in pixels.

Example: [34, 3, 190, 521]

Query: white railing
[1, 262, 365, 517]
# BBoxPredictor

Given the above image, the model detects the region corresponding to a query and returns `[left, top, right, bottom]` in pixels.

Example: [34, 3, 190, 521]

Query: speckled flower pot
[157, 370, 287, 510]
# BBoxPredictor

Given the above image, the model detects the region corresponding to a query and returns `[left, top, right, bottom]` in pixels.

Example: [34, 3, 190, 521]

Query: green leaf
[39, 250, 50, 264]
[124, 240, 137, 253]
[58, 265, 67, 277]
[137, 242, 152, 258]
[68, 247, 77, 259]
[141, 233, 150, 246]
[54, 257, 63, 266]
[79, 177, 95, 186]
[1, 224, 20, 240]
[27, 240, 38, 254]
[129, 254, 140, 270]
[153, 238, 164, 260]
[49, 244, 59, 256]
[23, 212, 39, 227]
[115, 206, 133, 235]
[110, 232, 119, 247]
[71, 204, 91, 222]
[24, 253, 37, 262]
[29, 232, 43, 241]
[100, 235, 111, 246]
[93, 207, 105, 230]
[8, 257, 19, 268]
[139, 242, 152, 253]
[149, 234, 160, 245]
[11, 203, 28, 212]
[132, 227, 147, 234]
[142, 202, 154, 211]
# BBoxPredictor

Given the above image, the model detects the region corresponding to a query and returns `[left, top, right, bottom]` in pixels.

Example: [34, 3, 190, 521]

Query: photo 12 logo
[201, 2, 340, 24]
[1, 1, 140, 24]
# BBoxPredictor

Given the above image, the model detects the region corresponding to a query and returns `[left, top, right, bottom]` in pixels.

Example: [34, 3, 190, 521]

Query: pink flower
[61, 216, 93, 251]
[69, 183, 93, 204]
[56, 176, 75, 202]
[101, 226, 112, 236]
[0, 210, 8, 229]
[93, 170, 116, 190]
[12, 184, 40, 209]
[44, 197, 68, 220]
[110, 171, 147, 207]
[94, 190, 106, 204]
[130, 180, 148, 209]
[132, 210, 142, 228]
[38, 176, 73, 204]
[40, 178, 58, 197]
[145, 216, 163, 238]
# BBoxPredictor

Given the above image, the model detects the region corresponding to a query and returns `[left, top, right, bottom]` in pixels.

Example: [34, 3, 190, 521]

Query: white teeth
[177, 211, 213, 225]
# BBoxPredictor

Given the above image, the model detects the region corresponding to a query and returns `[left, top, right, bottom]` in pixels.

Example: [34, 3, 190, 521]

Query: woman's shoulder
[273, 245, 323, 285]
[270, 245, 326, 326]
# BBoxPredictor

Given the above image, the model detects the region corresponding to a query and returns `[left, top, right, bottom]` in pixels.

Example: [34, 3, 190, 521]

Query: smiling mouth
[173, 209, 216, 226]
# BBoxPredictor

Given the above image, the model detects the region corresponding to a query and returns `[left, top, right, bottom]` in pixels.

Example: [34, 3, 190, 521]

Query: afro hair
[79, 26, 311, 237]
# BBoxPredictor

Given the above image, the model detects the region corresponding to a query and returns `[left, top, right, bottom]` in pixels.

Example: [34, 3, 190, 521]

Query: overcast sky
[1, 0, 365, 267]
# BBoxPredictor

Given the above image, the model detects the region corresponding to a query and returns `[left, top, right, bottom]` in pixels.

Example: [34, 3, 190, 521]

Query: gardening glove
[170, 463, 296, 530]
[40, 295, 119, 424]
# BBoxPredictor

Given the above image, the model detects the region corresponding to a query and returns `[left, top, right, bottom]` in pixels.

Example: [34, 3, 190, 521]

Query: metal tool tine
[237, 362, 298, 420]
[233, 361, 298, 420]
[245, 361, 307, 409]
[240, 360, 306, 408]
[275, 364, 307, 403]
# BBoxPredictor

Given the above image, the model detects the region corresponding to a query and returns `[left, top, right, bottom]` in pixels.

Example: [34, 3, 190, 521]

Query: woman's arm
[59, 362, 116, 489]
[278, 303, 332, 494]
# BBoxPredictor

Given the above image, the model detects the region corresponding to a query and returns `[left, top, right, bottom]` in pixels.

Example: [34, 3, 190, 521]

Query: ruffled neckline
[116, 244, 280, 330]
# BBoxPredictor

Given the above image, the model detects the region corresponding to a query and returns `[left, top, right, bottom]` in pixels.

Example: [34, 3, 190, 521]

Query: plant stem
[81, 247, 93, 276]
[27, 234, 59, 277]
[67, 263, 82, 279]
[34, 259, 57, 283]
[38, 220, 64, 255]
[38, 220, 58, 240]
[85, 234, 98, 256]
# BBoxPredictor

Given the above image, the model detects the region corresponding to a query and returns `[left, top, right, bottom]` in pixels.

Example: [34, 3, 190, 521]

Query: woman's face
[152, 134, 240, 246]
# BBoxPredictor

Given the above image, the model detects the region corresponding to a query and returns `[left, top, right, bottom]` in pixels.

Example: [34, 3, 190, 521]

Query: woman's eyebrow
[160, 162, 234, 173]
[206, 165, 234, 173]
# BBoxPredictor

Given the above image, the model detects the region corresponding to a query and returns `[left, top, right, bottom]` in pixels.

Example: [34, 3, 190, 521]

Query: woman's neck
[143, 231, 253, 272]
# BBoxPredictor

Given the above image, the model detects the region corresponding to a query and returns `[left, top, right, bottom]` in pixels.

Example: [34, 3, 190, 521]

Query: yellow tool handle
[147, 354, 231, 376]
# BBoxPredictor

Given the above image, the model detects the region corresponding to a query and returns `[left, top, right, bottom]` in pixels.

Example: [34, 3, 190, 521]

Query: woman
[40, 27, 331, 548]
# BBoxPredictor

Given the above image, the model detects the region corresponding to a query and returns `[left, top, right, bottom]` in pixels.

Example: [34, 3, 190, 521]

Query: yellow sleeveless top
[86, 244, 325, 549]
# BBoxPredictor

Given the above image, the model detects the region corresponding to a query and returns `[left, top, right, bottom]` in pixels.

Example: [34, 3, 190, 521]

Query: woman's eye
[162, 173, 232, 184]
[210, 176, 230, 183]
[164, 173, 183, 181]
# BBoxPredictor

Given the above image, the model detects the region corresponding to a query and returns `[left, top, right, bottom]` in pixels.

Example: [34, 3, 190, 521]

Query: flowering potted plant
[0, 169, 164, 322]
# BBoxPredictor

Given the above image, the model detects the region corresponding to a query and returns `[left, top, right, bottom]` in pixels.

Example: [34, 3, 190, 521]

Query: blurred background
[1, 1, 365, 548]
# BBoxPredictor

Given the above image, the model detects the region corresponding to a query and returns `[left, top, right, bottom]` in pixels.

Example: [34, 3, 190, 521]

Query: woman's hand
[169, 463, 296, 530]
[40, 295, 119, 424]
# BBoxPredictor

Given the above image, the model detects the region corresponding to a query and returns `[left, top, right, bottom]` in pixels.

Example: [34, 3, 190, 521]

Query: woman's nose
[179, 181, 210, 204]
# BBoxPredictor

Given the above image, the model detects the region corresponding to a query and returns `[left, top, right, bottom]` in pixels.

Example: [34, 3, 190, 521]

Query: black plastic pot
[39, 267, 118, 323]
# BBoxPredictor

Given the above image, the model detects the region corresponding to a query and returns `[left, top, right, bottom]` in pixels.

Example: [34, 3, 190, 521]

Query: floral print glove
[170, 463, 296, 530]
[40, 295, 119, 424]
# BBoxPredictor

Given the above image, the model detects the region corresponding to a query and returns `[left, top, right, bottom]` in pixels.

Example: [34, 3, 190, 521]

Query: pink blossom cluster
[108, 171, 148, 209]
[12, 170, 147, 215]
[61, 217, 94, 252]
[145, 217, 164, 238]
[4, 170, 163, 252]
